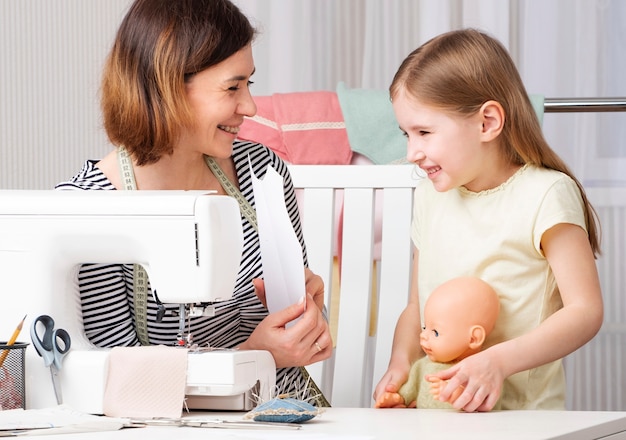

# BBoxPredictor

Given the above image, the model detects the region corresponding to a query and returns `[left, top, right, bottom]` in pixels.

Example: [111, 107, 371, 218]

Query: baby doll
[375, 276, 500, 409]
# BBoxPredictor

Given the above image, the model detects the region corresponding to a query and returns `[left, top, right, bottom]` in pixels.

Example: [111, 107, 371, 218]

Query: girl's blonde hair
[390, 28, 600, 256]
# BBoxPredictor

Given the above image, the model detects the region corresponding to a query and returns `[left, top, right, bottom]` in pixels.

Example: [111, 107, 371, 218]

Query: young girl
[373, 28, 603, 411]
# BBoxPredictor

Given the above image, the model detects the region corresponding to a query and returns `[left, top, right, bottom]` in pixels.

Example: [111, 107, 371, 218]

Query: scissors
[30, 314, 72, 405]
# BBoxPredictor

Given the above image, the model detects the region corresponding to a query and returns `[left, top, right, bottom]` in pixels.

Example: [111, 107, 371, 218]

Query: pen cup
[0, 342, 28, 410]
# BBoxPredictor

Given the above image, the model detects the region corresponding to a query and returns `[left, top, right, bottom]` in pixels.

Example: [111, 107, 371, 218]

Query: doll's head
[420, 277, 499, 363]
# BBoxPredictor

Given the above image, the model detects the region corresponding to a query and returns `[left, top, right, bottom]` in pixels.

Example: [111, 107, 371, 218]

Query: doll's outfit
[399, 357, 455, 409]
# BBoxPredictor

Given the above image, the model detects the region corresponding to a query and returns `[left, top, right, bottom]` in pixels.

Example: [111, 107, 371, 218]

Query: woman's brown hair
[390, 28, 601, 256]
[101, 0, 256, 165]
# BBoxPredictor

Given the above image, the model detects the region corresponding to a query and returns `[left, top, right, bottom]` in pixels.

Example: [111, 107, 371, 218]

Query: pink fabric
[238, 91, 353, 165]
[103, 346, 188, 419]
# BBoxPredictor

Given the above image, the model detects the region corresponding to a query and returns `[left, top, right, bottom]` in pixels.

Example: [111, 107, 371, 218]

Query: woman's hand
[241, 293, 332, 368]
[429, 349, 504, 412]
[303, 267, 325, 311]
[253, 267, 325, 311]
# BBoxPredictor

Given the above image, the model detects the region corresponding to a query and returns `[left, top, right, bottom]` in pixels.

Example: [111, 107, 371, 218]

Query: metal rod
[544, 97, 626, 113]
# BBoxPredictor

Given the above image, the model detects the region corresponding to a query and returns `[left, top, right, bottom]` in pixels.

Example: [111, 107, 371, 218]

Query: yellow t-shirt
[411, 164, 587, 409]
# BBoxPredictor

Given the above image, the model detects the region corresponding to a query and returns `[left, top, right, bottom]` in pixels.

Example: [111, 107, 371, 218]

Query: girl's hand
[372, 363, 410, 404]
[430, 349, 504, 412]
[240, 293, 332, 368]
[374, 391, 412, 408]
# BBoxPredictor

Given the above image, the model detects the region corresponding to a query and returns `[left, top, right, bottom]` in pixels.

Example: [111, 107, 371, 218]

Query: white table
[28, 408, 626, 439]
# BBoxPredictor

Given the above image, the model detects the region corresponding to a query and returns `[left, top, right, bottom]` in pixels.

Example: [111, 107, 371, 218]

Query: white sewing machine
[0, 190, 276, 413]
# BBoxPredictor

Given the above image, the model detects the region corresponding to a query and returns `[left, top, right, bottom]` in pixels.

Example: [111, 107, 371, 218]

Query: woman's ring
[314, 342, 322, 352]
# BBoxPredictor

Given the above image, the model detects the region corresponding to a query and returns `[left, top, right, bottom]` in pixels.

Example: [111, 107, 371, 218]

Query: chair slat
[289, 165, 419, 407]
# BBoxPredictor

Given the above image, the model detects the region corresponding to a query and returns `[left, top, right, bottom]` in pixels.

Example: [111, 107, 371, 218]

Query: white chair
[289, 164, 420, 407]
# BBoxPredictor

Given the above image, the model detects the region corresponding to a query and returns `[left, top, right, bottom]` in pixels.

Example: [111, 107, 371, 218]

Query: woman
[56, 0, 331, 405]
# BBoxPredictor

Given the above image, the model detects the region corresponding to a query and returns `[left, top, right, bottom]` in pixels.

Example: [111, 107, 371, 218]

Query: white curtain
[236, 0, 626, 184]
[4, 0, 623, 188]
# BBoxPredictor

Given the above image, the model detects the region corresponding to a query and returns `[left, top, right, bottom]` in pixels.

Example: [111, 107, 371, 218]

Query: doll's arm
[426, 375, 463, 404]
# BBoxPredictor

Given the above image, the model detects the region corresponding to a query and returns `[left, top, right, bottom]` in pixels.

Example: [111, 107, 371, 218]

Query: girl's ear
[480, 100, 504, 142]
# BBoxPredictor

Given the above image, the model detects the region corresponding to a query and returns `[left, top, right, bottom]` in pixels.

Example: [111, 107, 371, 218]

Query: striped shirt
[56, 140, 315, 402]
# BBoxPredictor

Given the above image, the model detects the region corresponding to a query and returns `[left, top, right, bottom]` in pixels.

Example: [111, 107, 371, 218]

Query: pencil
[0, 314, 27, 367]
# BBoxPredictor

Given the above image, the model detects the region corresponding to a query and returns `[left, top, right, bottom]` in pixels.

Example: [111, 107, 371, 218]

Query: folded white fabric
[103, 345, 188, 419]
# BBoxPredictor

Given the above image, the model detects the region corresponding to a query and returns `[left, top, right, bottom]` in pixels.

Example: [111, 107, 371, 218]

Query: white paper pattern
[250, 161, 305, 324]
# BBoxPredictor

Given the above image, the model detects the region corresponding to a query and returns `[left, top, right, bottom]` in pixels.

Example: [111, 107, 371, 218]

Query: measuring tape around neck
[204, 156, 258, 232]
[117, 147, 150, 346]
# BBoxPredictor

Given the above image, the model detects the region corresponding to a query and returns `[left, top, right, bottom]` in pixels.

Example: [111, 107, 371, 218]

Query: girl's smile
[392, 89, 517, 193]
